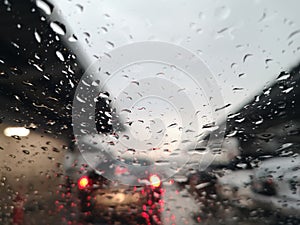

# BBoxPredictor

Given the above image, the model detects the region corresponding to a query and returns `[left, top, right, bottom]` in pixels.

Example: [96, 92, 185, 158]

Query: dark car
[75, 156, 164, 225]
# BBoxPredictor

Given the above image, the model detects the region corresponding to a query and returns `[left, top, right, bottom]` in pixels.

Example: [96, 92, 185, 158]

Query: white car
[251, 156, 300, 217]
[216, 156, 300, 218]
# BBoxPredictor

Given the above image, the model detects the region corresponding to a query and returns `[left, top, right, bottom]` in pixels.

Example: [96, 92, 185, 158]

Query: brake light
[149, 175, 161, 188]
[78, 176, 91, 190]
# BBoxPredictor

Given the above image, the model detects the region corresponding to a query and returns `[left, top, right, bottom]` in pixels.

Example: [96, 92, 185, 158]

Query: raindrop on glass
[243, 54, 253, 63]
[50, 21, 66, 35]
[36, 0, 53, 15]
[22, 150, 30, 155]
[55, 51, 65, 62]
[76, 4, 84, 12]
[68, 34, 78, 42]
[214, 6, 230, 20]
[34, 30, 41, 43]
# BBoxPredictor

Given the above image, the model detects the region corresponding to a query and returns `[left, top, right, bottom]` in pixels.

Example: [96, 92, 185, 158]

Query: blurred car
[251, 156, 300, 217]
[216, 156, 300, 218]
[216, 170, 255, 209]
[76, 155, 164, 225]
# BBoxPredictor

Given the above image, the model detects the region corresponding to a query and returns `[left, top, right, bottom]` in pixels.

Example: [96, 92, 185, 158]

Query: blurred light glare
[78, 176, 90, 189]
[4, 127, 30, 137]
[150, 174, 161, 188]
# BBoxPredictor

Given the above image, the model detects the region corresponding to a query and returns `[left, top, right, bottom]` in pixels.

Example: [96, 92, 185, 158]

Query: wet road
[2, 181, 290, 225]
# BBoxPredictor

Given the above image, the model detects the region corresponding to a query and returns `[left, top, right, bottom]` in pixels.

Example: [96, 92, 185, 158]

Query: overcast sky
[49, 0, 300, 109]
[46, 0, 300, 157]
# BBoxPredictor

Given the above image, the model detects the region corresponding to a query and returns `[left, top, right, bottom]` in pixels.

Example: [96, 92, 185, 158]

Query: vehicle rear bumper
[80, 209, 160, 225]
[80, 201, 161, 224]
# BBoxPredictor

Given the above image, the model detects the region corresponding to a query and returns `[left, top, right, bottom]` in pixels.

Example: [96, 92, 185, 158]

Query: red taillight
[78, 176, 91, 190]
[149, 175, 161, 188]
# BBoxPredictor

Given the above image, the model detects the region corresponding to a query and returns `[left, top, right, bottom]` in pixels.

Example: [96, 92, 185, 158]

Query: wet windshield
[0, 1, 300, 225]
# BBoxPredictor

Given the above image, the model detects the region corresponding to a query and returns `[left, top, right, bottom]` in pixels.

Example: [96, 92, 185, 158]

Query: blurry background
[0, 0, 300, 225]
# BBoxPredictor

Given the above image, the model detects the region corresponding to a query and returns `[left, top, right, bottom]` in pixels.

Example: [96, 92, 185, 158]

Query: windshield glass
[0, 1, 300, 225]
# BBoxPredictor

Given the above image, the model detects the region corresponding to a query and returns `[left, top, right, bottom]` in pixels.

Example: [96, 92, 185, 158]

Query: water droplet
[92, 80, 100, 86]
[68, 34, 78, 42]
[76, 4, 84, 12]
[243, 54, 253, 63]
[106, 41, 115, 49]
[99, 92, 109, 98]
[101, 26, 108, 33]
[9, 154, 16, 158]
[232, 87, 243, 91]
[276, 71, 290, 81]
[122, 134, 129, 140]
[215, 6, 230, 20]
[36, 0, 53, 15]
[228, 113, 240, 119]
[287, 29, 300, 40]
[254, 118, 263, 125]
[156, 72, 165, 76]
[235, 117, 245, 123]
[231, 62, 237, 69]
[11, 42, 19, 49]
[217, 27, 229, 34]
[50, 21, 66, 35]
[11, 135, 21, 140]
[10, 66, 23, 75]
[277, 101, 286, 109]
[22, 150, 30, 155]
[215, 103, 231, 111]
[34, 30, 41, 43]
[196, 28, 203, 34]
[43, 74, 50, 80]
[155, 160, 170, 166]
[104, 111, 112, 118]
[265, 58, 273, 67]
[226, 130, 237, 137]
[34, 53, 41, 60]
[5, 166, 12, 172]
[168, 123, 177, 128]
[258, 11, 267, 22]
[76, 95, 86, 103]
[236, 163, 247, 169]
[257, 133, 274, 140]
[202, 122, 216, 128]
[121, 109, 131, 113]
[83, 32, 90, 39]
[55, 51, 65, 61]
[52, 147, 60, 153]
[131, 80, 139, 86]
[282, 87, 293, 94]
[196, 49, 203, 55]
[14, 95, 21, 102]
